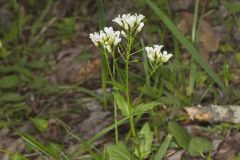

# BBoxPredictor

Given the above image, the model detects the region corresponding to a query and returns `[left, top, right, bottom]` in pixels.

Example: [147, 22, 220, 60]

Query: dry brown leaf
[177, 12, 220, 61]
[70, 58, 101, 84]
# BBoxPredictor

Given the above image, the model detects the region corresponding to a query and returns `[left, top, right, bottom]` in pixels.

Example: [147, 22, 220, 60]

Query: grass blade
[18, 131, 70, 160]
[88, 116, 129, 144]
[97, 0, 108, 109]
[18, 132, 51, 157]
[141, 39, 150, 81]
[146, 0, 225, 91]
[154, 134, 172, 160]
[31, 0, 53, 38]
[97, 0, 105, 29]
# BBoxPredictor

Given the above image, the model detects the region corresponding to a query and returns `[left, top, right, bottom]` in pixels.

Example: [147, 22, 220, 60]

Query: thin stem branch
[112, 55, 119, 144]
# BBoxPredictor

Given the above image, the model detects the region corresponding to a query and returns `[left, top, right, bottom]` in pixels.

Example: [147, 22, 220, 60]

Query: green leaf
[29, 76, 47, 89]
[146, 0, 225, 91]
[134, 101, 160, 114]
[108, 81, 124, 92]
[0, 93, 24, 102]
[18, 132, 69, 159]
[97, 0, 108, 110]
[30, 0, 53, 37]
[188, 137, 213, 156]
[18, 132, 52, 157]
[223, 62, 231, 86]
[135, 123, 153, 159]
[13, 66, 33, 79]
[39, 42, 59, 54]
[107, 143, 132, 160]
[0, 47, 11, 58]
[220, 43, 234, 52]
[30, 117, 49, 133]
[114, 93, 130, 117]
[168, 121, 190, 149]
[97, 0, 105, 29]
[236, 52, 240, 64]
[46, 142, 67, 159]
[27, 60, 47, 69]
[223, 1, 240, 14]
[154, 134, 172, 160]
[10, 153, 28, 160]
[0, 75, 20, 89]
[0, 66, 14, 73]
[57, 17, 76, 38]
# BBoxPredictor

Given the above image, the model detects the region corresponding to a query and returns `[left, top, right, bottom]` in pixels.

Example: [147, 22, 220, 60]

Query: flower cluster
[89, 14, 173, 65]
[145, 45, 173, 65]
[113, 14, 145, 35]
[89, 27, 121, 53]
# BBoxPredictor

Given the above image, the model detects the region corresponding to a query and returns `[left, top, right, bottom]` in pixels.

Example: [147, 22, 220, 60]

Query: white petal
[161, 52, 173, 62]
[114, 37, 121, 46]
[112, 16, 123, 26]
[153, 45, 163, 51]
[126, 15, 136, 28]
[145, 47, 152, 54]
[147, 53, 154, 62]
[137, 22, 144, 32]
[136, 14, 145, 22]
[162, 50, 168, 55]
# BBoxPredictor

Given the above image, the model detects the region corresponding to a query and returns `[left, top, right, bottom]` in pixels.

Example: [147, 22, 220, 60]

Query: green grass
[97, 0, 109, 110]
[0, 0, 238, 159]
[146, 0, 226, 92]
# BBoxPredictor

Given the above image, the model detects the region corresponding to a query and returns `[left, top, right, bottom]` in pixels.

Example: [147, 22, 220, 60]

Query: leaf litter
[0, 0, 240, 159]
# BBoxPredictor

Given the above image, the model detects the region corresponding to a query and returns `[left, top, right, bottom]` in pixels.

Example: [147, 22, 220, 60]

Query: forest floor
[0, 0, 240, 159]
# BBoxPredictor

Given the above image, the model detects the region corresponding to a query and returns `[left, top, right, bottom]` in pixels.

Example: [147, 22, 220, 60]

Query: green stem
[125, 35, 143, 159]
[134, 67, 158, 105]
[103, 50, 119, 144]
[192, 0, 200, 44]
[97, 0, 107, 109]
[112, 57, 119, 144]
[188, 0, 200, 96]
[104, 52, 114, 80]
[125, 37, 137, 137]
[101, 55, 108, 109]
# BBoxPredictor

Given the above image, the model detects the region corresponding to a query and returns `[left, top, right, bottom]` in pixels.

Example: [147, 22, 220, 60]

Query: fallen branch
[184, 105, 240, 124]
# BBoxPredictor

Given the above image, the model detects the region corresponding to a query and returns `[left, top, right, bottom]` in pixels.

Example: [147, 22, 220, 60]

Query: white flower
[126, 15, 136, 28]
[137, 22, 144, 32]
[114, 35, 121, 46]
[104, 45, 112, 53]
[89, 26, 121, 52]
[112, 15, 123, 26]
[153, 45, 163, 51]
[145, 45, 172, 63]
[161, 51, 173, 62]
[89, 32, 104, 46]
[112, 13, 145, 33]
[136, 14, 145, 24]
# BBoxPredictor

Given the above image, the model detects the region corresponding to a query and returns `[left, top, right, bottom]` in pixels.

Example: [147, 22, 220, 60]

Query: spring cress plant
[89, 13, 172, 159]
